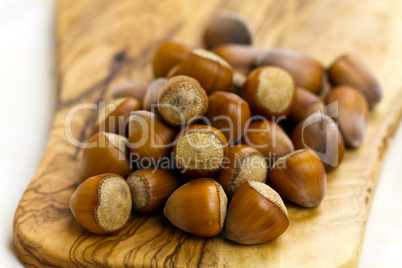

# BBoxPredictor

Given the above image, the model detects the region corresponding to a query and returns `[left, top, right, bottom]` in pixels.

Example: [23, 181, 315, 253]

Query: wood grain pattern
[13, 0, 402, 267]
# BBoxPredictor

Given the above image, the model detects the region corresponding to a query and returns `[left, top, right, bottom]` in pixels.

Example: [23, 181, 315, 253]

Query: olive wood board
[13, 0, 402, 267]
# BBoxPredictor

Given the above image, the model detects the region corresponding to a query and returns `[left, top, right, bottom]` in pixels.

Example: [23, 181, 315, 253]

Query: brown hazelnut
[168, 49, 233, 94]
[325, 86, 369, 148]
[127, 167, 182, 213]
[242, 66, 296, 118]
[267, 149, 326, 208]
[212, 44, 261, 75]
[143, 78, 168, 112]
[173, 124, 228, 177]
[327, 54, 381, 107]
[228, 70, 247, 95]
[78, 132, 131, 182]
[243, 120, 294, 162]
[215, 145, 267, 196]
[164, 178, 227, 237]
[289, 87, 325, 123]
[291, 112, 345, 171]
[256, 48, 324, 94]
[204, 13, 254, 49]
[158, 75, 208, 126]
[205, 91, 251, 144]
[152, 40, 192, 78]
[69, 173, 132, 234]
[94, 97, 141, 136]
[128, 110, 177, 165]
[112, 81, 148, 101]
[225, 181, 289, 244]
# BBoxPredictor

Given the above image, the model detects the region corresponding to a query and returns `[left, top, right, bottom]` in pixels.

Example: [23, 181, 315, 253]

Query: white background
[0, 1, 401, 267]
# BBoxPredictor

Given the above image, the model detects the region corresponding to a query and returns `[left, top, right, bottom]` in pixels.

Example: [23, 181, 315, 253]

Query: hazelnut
[225, 181, 289, 244]
[243, 120, 294, 161]
[212, 44, 261, 75]
[127, 167, 182, 213]
[143, 78, 168, 112]
[256, 48, 324, 94]
[128, 110, 177, 166]
[152, 40, 192, 78]
[325, 86, 369, 148]
[158, 75, 208, 126]
[215, 145, 267, 196]
[173, 124, 228, 177]
[205, 91, 251, 144]
[242, 66, 296, 118]
[94, 97, 142, 136]
[288, 87, 325, 124]
[78, 132, 131, 182]
[69, 173, 132, 234]
[168, 49, 233, 94]
[327, 54, 381, 107]
[291, 112, 345, 171]
[204, 13, 254, 49]
[267, 149, 326, 208]
[164, 178, 227, 237]
[112, 81, 148, 101]
[228, 70, 247, 95]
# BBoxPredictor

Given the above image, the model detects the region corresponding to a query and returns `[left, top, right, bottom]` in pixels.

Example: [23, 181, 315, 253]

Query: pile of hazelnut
[69, 14, 381, 245]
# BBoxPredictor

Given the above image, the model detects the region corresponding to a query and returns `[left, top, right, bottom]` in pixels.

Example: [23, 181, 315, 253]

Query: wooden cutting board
[13, 0, 402, 267]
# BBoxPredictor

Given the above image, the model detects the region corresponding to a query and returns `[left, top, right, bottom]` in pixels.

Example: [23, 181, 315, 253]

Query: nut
[228, 70, 247, 95]
[112, 81, 148, 101]
[225, 181, 289, 244]
[242, 66, 296, 118]
[128, 110, 177, 165]
[327, 54, 382, 107]
[173, 124, 228, 177]
[205, 91, 251, 144]
[212, 44, 261, 75]
[168, 48, 233, 94]
[152, 40, 192, 78]
[78, 132, 131, 182]
[215, 145, 267, 196]
[158, 75, 208, 126]
[69, 173, 132, 234]
[143, 78, 168, 112]
[256, 48, 324, 94]
[164, 178, 227, 237]
[204, 13, 254, 49]
[291, 112, 345, 171]
[127, 167, 182, 213]
[94, 97, 142, 136]
[267, 149, 326, 208]
[243, 120, 294, 161]
[288, 87, 325, 124]
[325, 86, 369, 148]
